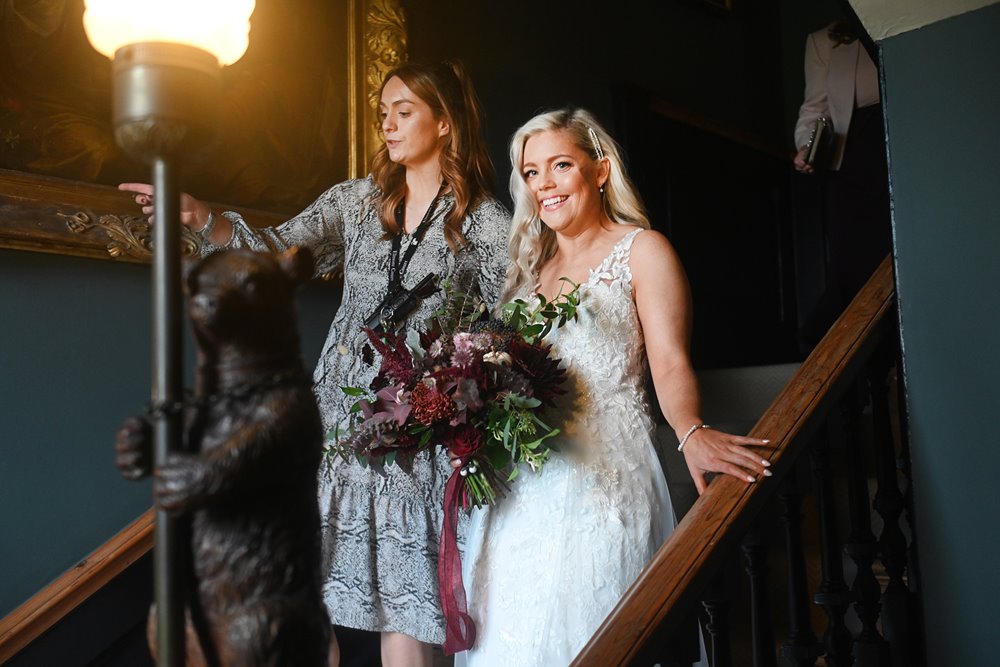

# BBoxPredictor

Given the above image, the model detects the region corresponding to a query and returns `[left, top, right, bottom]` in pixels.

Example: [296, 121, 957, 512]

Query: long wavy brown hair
[370, 61, 496, 253]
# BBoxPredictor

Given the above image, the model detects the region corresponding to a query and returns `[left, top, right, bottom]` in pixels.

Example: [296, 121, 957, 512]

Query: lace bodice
[545, 227, 650, 444]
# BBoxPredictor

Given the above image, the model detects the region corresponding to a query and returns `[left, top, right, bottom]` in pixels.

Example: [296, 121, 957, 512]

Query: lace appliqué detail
[587, 227, 641, 292]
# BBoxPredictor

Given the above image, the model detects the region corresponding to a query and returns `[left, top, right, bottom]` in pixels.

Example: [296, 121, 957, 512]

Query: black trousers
[824, 103, 892, 307]
[801, 103, 892, 349]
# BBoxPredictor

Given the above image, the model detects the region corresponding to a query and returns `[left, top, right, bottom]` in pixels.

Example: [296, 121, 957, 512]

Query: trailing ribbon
[439, 468, 476, 655]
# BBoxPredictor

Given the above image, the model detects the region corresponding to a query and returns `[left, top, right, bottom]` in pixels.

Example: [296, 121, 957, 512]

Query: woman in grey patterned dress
[121, 61, 510, 667]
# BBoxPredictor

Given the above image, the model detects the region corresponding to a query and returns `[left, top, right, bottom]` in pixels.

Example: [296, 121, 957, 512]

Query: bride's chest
[549, 282, 642, 360]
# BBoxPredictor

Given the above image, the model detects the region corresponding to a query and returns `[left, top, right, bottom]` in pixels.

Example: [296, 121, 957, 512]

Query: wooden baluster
[867, 340, 912, 667]
[811, 428, 854, 666]
[701, 577, 732, 667]
[741, 527, 777, 667]
[629, 596, 703, 666]
[778, 466, 824, 667]
[839, 386, 891, 666]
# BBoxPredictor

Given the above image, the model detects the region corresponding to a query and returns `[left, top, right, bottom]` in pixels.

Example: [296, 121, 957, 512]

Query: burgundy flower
[410, 380, 457, 425]
[365, 328, 417, 388]
[421, 329, 443, 351]
[447, 423, 483, 461]
[334, 285, 572, 517]
[509, 339, 568, 407]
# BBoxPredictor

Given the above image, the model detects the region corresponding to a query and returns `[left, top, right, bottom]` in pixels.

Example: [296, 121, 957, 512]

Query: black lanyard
[387, 186, 445, 293]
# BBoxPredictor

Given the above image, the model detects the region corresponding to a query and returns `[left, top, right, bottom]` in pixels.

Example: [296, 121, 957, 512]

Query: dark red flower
[508, 339, 568, 407]
[447, 423, 483, 461]
[410, 381, 457, 425]
[420, 329, 443, 351]
[365, 328, 417, 388]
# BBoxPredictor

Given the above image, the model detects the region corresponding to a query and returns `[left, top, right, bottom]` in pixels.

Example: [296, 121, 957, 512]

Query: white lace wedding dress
[457, 228, 682, 666]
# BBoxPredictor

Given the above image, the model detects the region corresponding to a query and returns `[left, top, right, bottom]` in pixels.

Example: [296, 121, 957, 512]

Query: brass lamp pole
[82, 3, 254, 664]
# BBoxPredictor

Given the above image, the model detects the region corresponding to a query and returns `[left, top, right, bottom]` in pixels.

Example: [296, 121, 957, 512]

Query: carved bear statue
[116, 247, 330, 666]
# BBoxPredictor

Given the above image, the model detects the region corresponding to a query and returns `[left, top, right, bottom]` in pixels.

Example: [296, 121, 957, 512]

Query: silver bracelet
[198, 210, 216, 238]
[677, 423, 711, 452]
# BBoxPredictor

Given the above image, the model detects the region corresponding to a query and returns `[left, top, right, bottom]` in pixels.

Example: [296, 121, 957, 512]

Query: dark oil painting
[0, 0, 351, 216]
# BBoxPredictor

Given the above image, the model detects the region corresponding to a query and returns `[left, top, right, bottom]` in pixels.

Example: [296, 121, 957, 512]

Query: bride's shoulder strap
[606, 226, 645, 283]
[613, 226, 645, 262]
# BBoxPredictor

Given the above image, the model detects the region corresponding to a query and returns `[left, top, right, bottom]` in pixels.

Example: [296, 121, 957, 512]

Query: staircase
[573, 257, 922, 666]
[0, 258, 919, 667]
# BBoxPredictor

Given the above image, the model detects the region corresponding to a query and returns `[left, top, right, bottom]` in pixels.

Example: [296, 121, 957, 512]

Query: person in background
[794, 21, 892, 341]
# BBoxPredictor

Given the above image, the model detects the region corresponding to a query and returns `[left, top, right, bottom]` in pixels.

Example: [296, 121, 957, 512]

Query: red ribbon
[439, 468, 476, 655]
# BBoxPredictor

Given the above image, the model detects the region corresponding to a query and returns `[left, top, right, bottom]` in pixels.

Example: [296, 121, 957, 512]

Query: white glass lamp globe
[83, 0, 255, 66]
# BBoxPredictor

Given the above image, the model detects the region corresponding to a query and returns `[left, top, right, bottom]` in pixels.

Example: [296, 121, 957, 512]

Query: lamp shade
[83, 0, 255, 66]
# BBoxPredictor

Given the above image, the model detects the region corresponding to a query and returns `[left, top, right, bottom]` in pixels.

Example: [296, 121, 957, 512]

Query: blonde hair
[370, 61, 495, 253]
[503, 108, 650, 301]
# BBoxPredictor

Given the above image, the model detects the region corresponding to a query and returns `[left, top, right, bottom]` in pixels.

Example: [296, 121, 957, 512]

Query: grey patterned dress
[199, 176, 510, 643]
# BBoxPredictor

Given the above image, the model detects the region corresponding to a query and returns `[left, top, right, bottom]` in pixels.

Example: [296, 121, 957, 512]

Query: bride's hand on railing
[680, 427, 773, 495]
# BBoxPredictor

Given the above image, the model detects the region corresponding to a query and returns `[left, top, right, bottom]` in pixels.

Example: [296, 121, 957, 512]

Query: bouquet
[331, 282, 579, 654]
[332, 282, 579, 508]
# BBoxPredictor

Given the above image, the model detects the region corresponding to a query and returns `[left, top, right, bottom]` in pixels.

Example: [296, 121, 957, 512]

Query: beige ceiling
[850, 0, 999, 39]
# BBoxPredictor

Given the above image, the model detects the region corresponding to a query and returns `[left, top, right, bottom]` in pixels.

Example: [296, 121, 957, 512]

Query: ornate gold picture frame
[0, 0, 407, 263]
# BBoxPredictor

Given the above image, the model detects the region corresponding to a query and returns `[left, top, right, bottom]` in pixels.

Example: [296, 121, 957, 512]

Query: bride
[454, 108, 772, 666]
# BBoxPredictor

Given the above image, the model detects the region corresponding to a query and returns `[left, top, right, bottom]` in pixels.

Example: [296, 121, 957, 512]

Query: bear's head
[185, 247, 314, 357]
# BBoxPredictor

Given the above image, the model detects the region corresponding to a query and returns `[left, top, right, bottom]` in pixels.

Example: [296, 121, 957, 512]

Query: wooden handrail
[0, 510, 153, 663]
[572, 256, 896, 666]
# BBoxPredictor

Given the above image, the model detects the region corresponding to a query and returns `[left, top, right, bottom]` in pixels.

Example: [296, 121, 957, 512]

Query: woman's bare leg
[328, 629, 340, 667]
[381, 631, 433, 667]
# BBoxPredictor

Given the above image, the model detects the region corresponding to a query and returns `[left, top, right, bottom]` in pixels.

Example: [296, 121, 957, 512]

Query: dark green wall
[880, 5, 1000, 664]
[0, 250, 339, 618]
[0, 252, 151, 618]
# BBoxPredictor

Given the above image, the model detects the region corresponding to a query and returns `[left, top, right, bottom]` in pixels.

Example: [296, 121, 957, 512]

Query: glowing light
[83, 0, 255, 66]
